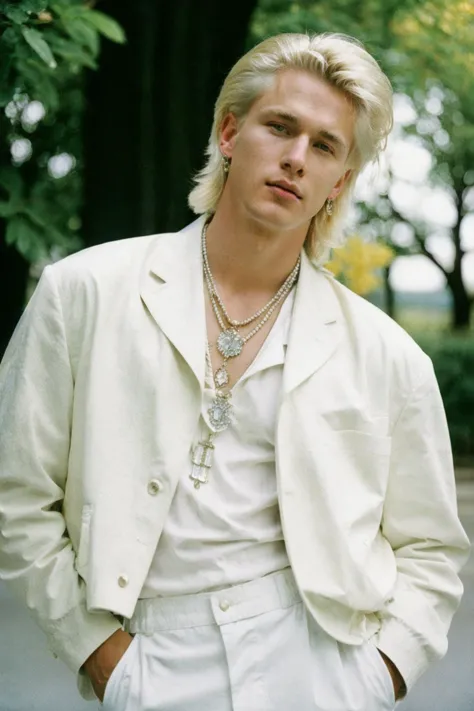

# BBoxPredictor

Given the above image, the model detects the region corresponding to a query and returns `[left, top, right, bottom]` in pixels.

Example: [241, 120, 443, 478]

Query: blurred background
[0, 1, 473, 710]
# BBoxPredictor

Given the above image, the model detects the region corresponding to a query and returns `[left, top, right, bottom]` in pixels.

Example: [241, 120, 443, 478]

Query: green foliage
[0, 0, 125, 262]
[83, 9, 126, 44]
[415, 334, 474, 460]
[250, 0, 419, 59]
[21, 26, 58, 68]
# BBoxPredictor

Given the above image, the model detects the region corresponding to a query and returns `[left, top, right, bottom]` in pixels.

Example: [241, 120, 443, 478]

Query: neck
[204, 201, 308, 298]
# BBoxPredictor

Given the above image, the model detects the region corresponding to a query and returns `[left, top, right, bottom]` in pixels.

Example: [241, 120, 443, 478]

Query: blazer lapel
[140, 219, 342, 394]
[140, 216, 207, 388]
[283, 252, 343, 394]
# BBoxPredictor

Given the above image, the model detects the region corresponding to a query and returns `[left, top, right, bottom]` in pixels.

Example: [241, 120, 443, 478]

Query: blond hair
[188, 33, 393, 262]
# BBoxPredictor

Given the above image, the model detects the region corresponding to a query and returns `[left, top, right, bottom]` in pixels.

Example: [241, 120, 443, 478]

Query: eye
[315, 142, 333, 154]
[269, 122, 289, 134]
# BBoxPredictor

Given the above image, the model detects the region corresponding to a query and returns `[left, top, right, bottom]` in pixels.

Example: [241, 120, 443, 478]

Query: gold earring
[326, 198, 334, 216]
[222, 155, 231, 174]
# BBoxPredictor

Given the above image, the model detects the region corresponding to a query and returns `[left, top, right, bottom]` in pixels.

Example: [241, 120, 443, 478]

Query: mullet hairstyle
[188, 32, 393, 263]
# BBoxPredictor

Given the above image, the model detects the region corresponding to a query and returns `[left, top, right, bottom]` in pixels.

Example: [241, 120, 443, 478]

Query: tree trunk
[0, 223, 30, 359]
[446, 272, 472, 330]
[447, 185, 472, 330]
[446, 185, 472, 329]
[82, 0, 257, 245]
[383, 264, 395, 319]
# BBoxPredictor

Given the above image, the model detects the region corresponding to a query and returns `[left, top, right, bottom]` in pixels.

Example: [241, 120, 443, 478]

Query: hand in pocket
[83, 629, 135, 702]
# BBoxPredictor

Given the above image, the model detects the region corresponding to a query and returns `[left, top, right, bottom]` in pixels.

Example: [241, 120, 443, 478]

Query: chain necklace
[202, 224, 300, 328]
[190, 222, 300, 489]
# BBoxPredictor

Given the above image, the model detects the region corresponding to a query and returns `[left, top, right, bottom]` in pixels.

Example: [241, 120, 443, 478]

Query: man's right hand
[82, 629, 134, 702]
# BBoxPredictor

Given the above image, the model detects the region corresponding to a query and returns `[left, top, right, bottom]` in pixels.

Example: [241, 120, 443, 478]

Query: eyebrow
[263, 109, 348, 154]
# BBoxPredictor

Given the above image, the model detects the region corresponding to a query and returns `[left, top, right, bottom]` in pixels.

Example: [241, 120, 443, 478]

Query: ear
[219, 113, 239, 159]
[328, 169, 352, 200]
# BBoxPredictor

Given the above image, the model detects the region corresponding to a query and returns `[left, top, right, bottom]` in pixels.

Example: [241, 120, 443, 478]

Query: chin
[247, 202, 299, 231]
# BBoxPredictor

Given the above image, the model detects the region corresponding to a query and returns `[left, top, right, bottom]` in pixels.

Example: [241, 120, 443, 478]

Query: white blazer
[0, 216, 470, 699]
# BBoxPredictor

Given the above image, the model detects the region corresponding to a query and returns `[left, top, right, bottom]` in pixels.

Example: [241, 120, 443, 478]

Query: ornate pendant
[217, 329, 244, 358]
[208, 394, 233, 432]
[215, 364, 229, 387]
[190, 435, 215, 488]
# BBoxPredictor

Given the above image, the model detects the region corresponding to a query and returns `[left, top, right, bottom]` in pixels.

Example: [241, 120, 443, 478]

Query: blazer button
[147, 479, 163, 496]
[118, 575, 129, 588]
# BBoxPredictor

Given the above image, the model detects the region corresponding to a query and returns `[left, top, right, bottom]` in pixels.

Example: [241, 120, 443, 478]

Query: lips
[268, 181, 302, 199]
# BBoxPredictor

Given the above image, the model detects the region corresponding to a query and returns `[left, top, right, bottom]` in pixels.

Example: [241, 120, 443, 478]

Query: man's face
[220, 69, 355, 233]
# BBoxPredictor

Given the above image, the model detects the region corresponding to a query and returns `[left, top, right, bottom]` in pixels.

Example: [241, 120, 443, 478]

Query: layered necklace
[190, 222, 300, 489]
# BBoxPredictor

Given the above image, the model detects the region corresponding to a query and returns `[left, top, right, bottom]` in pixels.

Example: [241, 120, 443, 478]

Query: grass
[396, 307, 451, 334]
[394, 306, 474, 340]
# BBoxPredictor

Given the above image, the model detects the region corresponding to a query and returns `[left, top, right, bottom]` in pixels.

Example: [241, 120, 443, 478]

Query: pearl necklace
[202, 224, 300, 328]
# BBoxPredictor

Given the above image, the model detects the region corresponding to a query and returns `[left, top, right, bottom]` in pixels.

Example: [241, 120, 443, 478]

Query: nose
[281, 136, 308, 176]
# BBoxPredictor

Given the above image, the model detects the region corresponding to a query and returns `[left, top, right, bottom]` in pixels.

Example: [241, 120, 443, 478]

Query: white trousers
[102, 568, 396, 711]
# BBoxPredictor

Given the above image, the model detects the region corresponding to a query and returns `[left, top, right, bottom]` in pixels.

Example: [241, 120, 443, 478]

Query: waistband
[125, 567, 301, 634]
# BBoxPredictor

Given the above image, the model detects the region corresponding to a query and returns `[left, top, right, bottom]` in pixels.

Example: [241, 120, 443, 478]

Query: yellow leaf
[324, 235, 394, 296]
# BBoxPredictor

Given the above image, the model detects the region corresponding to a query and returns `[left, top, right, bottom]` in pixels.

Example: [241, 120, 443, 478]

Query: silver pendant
[217, 329, 244, 358]
[215, 364, 229, 387]
[208, 394, 233, 432]
[190, 435, 215, 488]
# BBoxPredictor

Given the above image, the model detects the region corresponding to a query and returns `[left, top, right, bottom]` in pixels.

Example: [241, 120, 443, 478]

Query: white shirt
[140, 290, 295, 597]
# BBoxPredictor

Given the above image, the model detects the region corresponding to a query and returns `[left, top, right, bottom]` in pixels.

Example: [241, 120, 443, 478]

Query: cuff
[374, 616, 431, 692]
[45, 600, 122, 699]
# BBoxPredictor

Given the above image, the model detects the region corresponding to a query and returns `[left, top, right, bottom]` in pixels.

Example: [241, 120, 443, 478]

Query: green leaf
[0, 167, 23, 200]
[23, 208, 47, 231]
[5, 214, 45, 262]
[0, 43, 11, 77]
[0, 88, 13, 107]
[48, 35, 97, 69]
[5, 7, 29, 24]
[21, 27, 57, 69]
[49, 2, 72, 17]
[84, 10, 126, 44]
[0, 200, 16, 218]
[62, 16, 100, 56]
[1, 27, 18, 47]
[20, 0, 48, 12]
[17, 51, 60, 110]
[5, 217, 20, 246]
[27, 71, 60, 111]
[0, 43, 12, 105]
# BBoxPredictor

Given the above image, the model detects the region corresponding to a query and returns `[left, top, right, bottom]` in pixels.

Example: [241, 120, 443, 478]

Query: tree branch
[413, 233, 450, 278]
[452, 183, 465, 270]
[387, 202, 450, 278]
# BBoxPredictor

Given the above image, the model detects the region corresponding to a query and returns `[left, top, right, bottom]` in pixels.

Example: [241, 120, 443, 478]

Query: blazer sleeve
[0, 266, 121, 683]
[376, 357, 471, 691]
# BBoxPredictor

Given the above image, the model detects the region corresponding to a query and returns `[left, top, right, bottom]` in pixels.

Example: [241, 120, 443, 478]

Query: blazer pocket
[75, 504, 93, 576]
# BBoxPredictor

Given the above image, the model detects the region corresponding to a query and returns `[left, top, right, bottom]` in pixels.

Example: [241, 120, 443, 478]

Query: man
[0, 32, 470, 711]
